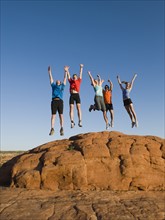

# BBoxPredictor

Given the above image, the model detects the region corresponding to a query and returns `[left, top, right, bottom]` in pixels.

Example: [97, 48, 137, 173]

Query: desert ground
[0, 151, 24, 167]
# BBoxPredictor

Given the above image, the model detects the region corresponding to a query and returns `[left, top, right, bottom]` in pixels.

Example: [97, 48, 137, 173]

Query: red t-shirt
[68, 78, 82, 93]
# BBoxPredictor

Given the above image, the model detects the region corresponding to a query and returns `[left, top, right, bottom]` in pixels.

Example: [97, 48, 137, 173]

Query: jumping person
[103, 79, 114, 127]
[64, 64, 84, 128]
[88, 71, 109, 129]
[117, 74, 138, 128]
[48, 66, 67, 136]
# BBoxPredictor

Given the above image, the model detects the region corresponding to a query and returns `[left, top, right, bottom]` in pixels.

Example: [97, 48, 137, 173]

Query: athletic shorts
[123, 98, 133, 106]
[105, 103, 114, 111]
[51, 99, 63, 115]
[69, 93, 81, 105]
[94, 95, 106, 112]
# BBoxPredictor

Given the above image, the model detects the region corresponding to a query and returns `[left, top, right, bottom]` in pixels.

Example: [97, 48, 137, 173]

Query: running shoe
[78, 120, 82, 127]
[106, 123, 110, 130]
[132, 122, 136, 128]
[71, 121, 75, 128]
[89, 105, 93, 112]
[135, 121, 138, 127]
[49, 128, 54, 136]
[60, 127, 64, 136]
[110, 121, 114, 128]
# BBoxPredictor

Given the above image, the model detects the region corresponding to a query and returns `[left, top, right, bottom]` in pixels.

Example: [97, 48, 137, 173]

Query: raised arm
[64, 66, 70, 80]
[88, 71, 96, 86]
[108, 79, 113, 91]
[97, 74, 104, 86]
[48, 66, 54, 85]
[79, 64, 84, 79]
[130, 73, 137, 89]
[117, 75, 124, 90]
[63, 70, 67, 85]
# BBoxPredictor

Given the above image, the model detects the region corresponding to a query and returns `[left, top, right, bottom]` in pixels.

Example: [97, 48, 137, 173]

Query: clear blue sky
[1, 0, 164, 151]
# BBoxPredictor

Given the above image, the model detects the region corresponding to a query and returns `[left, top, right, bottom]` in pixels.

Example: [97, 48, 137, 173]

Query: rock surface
[0, 188, 164, 220]
[0, 131, 164, 191]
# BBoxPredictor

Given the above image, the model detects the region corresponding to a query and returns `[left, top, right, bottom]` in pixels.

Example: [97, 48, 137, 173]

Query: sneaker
[106, 123, 110, 130]
[60, 127, 64, 136]
[110, 121, 114, 128]
[89, 105, 93, 112]
[132, 122, 136, 128]
[78, 120, 82, 127]
[71, 121, 75, 128]
[135, 121, 138, 127]
[49, 128, 54, 136]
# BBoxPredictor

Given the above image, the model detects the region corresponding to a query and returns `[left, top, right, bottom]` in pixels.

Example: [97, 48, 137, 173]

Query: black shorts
[69, 93, 81, 105]
[105, 103, 114, 111]
[123, 98, 133, 106]
[51, 99, 63, 115]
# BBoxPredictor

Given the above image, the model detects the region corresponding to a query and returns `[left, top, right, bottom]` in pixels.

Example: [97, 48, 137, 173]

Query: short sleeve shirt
[51, 82, 65, 100]
[68, 78, 82, 93]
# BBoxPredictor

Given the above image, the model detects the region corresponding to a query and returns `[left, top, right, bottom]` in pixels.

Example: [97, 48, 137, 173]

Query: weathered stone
[0, 131, 164, 191]
[0, 188, 164, 220]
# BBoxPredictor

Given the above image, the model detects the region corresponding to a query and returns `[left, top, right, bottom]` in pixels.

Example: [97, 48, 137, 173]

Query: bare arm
[79, 64, 84, 79]
[63, 71, 67, 85]
[108, 79, 113, 91]
[117, 75, 124, 90]
[130, 73, 137, 89]
[64, 66, 70, 80]
[97, 74, 104, 86]
[48, 66, 54, 85]
[88, 71, 96, 86]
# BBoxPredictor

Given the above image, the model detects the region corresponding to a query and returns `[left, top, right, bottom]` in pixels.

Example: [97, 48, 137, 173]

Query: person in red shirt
[64, 64, 84, 128]
[103, 79, 114, 127]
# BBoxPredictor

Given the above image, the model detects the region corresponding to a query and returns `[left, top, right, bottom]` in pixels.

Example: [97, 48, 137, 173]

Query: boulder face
[0, 131, 164, 191]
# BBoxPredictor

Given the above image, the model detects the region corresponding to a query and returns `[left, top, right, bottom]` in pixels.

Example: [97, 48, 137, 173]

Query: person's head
[73, 74, 78, 80]
[104, 85, 109, 90]
[56, 80, 61, 85]
[122, 81, 131, 89]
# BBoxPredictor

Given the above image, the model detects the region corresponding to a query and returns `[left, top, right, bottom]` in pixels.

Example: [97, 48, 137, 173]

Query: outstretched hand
[48, 66, 51, 73]
[64, 66, 70, 71]
[80, 64, 84, 68]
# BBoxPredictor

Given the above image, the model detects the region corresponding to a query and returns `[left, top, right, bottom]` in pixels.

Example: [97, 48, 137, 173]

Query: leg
[59, 114, 64, 135]
[49, 114, 56, 135]
[70, 104, 75, 128]
[49, 100, 57, 135]
[76, 103, 82, 127]
[103, 111, 109, 129]
[69, 104, 74, 122]
[125, 105, 134, 121]
[110, 109, 114, 127]
[51, 114, 56, 128]
[94, 96, 101, 111]
[129, 104, 138, 127]
[125, 105, 135, 128]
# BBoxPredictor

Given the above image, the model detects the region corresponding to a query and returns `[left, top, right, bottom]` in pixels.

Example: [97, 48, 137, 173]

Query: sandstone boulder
[0, 131, 164, 191]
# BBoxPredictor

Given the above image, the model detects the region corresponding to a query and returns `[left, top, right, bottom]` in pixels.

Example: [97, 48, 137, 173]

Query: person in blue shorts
[48, 66, 67, 136]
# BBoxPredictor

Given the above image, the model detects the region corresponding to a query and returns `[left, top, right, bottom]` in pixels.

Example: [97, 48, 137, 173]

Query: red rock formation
[0, 131, 164, 191]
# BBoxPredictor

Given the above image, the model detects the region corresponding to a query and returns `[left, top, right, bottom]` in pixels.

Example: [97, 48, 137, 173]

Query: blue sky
[1, 0, 164, 151]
